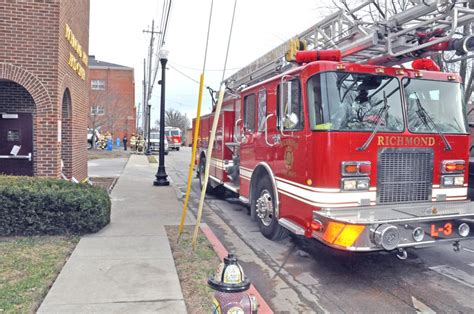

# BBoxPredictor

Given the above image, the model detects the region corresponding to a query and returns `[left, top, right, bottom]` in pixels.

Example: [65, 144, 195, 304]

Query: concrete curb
[200, 223, 274, 314]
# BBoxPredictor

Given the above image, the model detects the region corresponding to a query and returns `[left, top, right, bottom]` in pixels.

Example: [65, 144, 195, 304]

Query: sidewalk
[38, 155, 193, 313]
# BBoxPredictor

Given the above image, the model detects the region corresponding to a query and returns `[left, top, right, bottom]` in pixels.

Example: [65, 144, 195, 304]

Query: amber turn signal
[323, 222, 365, 248]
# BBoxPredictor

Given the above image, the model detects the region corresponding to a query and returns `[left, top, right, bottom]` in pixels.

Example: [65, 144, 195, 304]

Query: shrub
[0, 176, 111, 236]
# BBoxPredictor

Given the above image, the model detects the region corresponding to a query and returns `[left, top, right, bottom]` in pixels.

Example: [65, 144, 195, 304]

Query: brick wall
[59, 0, 90, 180]
[0, 0, 89, 180]
[89, 66, 136, 140]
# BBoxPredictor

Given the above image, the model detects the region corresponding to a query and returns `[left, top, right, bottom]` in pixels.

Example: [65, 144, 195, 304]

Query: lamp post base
[154, 167, 170, 186]
[153, 178, 170, 186]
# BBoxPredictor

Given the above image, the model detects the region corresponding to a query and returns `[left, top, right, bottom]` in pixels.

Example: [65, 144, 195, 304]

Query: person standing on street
[130, 134, 137, 153]
[123, 135, 128, 151]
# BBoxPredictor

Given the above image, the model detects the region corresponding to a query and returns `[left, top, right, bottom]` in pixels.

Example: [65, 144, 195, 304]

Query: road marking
[429, 265, 474, 288]
[463, 247, 474, 253]
[412, 296, 435, 313]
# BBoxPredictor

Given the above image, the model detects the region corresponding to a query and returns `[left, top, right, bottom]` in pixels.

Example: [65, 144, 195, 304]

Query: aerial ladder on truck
[190, 0, 474, 256]
[225, 0, 474, 91]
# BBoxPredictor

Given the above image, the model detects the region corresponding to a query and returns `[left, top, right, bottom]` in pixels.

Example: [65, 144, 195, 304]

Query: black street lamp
[154, 49, 170, 186]
[145, 102, 152, 155]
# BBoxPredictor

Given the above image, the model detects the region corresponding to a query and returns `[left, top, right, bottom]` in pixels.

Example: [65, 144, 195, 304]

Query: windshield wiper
[357, 91, 390, 151]
[413, 92, 452, 151]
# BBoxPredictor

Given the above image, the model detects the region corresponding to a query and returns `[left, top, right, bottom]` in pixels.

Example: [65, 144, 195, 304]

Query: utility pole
[143, 20, 160, 155]
[136, 102, 141, 131]
[142, 58, 147, 135]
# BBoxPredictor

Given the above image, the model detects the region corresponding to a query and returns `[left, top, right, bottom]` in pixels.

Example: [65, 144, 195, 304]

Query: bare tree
[89, 91, 132, 148]
[154, 108, 190, 134]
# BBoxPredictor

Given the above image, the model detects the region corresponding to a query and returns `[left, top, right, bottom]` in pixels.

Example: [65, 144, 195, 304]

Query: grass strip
[166, 226, 220, 314]
[0, 236, 78, 313]
[147, 156, 158, 163]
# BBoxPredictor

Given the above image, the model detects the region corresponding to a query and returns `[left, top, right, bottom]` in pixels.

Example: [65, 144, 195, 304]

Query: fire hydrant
[208, 253, 258, 314]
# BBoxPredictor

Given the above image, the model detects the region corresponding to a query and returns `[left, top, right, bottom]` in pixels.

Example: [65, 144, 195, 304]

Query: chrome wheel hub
[256, 190, 273, 226]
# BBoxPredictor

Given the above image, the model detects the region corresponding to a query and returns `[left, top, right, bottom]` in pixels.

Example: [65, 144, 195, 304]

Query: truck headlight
[459, 223, 470, 237]
[342, 178, 369, 191]
[441, 175, 464, 187]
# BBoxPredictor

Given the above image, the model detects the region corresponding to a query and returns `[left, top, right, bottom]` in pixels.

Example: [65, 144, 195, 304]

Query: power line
[168, 64, 217, 93]
[221, 0, 238, 82]
[168, 61, 242, 72]
[168, 64, 200, 84]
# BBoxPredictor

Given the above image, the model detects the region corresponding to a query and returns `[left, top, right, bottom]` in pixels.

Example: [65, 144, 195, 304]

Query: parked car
[149, 132, 169, 155]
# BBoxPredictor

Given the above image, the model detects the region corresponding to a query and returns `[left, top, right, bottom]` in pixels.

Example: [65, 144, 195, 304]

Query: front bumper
[150, 144, 168, 152]
[312, 200, 474, 252]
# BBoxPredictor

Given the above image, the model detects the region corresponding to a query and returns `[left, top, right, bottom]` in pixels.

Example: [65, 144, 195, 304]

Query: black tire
[254, 176, 289, 241]
[176, 147, 180, 151]
[199, 157, 214, 194]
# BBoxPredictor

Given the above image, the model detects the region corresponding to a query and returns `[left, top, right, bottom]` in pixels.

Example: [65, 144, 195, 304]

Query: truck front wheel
[254, 177, 289, 241]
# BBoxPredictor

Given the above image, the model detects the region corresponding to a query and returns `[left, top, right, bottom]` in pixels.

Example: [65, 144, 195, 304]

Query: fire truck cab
[196, 59, 474, 253]
[194, 0, 474, 254]
[165, 126, 182, 151]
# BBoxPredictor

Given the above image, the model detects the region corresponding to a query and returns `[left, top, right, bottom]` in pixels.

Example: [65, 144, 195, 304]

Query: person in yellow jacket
[130, 134, 137, 153]
[137, 135, 145, 154]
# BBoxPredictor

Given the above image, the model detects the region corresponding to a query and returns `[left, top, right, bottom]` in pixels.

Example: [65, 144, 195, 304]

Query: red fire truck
[194, 1, 474, 256]
[165, 126, 182, 151]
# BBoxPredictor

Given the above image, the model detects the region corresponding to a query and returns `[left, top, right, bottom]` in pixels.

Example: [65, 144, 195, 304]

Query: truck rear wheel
[254, 177, 289, 241]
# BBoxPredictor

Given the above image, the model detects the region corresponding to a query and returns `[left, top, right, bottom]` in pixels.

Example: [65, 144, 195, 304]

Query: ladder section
[225, 0, 474, 90]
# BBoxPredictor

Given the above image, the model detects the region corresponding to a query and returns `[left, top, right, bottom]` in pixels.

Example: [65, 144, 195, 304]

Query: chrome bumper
[312, 201, 474, 252]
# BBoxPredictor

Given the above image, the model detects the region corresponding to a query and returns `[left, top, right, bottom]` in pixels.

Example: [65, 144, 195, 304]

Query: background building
[88, 56, 136, 141]
[0, 0, 90, 180]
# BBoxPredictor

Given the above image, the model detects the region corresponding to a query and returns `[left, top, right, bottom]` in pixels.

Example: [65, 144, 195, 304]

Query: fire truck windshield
[307, 72, 404, 132]
[150, 133, 160, 139]
[166, 129, 180, 136]
[404, 78, 468, 134]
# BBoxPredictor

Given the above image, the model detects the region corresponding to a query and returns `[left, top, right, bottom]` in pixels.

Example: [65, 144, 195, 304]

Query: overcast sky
[90, 0, 326, 127]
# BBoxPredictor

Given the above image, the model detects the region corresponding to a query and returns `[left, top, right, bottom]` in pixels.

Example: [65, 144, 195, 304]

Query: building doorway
[0, 80, 35, 176]
[61, 88, 72, 178]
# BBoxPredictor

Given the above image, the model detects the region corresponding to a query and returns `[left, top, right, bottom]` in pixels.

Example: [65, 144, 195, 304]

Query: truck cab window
[307, 72, 404, 132]
[244, 94, 256, 132]
[278, 79, 303, 130]
[257, 90, 267, 132]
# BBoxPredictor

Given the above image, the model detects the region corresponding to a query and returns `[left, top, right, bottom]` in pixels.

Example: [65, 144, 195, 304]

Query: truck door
[0, 113, 33, 176]
[239, 92, 258, 196]
[272, 77, 308, 219]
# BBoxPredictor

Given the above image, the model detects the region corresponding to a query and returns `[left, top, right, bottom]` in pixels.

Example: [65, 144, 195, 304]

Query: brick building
[88, 56, 136, 141]
[0, 0, 90, 180]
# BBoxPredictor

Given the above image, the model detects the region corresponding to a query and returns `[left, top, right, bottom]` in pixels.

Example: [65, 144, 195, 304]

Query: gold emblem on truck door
[284, 146, 294, 170]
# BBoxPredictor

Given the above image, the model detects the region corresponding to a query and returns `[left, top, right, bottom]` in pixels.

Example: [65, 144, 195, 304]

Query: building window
[91, 106, 105, 115]
[91, 80, 106, 90]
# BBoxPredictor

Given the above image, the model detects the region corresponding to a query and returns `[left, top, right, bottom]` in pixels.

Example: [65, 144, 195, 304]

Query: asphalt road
[166, 147, 474, 313]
